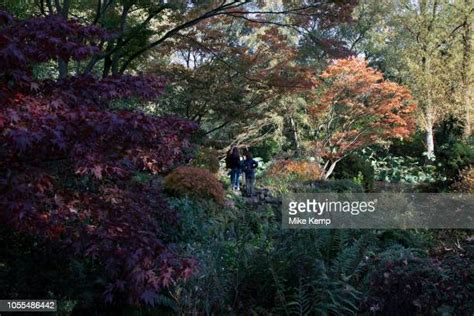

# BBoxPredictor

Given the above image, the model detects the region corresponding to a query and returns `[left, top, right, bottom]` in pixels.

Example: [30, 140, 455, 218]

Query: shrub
[434, 116, 474, 181]
[297, 179, 364, 193]
[435, 141, 473, 182]
[263, 160, 324, 194]
[169, 199, 376, 315]
[333, 153, 375, 191]
[0, 225, 98, 310]
[366, 148, 441, 183]
[0, 12, 198, 308]
[167, 198, 277, 314]
[361, 245, 474, 315]
[161, 197, 444, 315]
[388, 131, 426, 158]
[235, 230, 377, 315]
[251, 139, 280, 162]
[164, 167, 225, 204]
[450, 166, 474, 193]
[267, 160, 324, 181]
[254, 157, 271, 178]
[191, 147, 220, 174]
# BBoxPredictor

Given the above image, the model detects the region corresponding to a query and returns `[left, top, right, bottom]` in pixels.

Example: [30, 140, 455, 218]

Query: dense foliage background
[0, 0, 472, 314]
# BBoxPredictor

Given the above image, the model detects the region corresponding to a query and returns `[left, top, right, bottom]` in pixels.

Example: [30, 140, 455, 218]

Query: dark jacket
[242, 158, 258, 177]
[226, 154, 241, 169]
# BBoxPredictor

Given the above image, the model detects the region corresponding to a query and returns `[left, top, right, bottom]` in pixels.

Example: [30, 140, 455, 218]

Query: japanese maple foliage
[309, 58, 416, 178]
[0, 11, 198, 305]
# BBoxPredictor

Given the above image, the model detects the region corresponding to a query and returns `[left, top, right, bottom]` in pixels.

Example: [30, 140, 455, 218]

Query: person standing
[226, 147, 242, 191]
[242, 151, 258, 196]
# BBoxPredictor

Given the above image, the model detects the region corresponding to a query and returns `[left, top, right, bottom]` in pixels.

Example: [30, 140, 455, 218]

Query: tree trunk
[58, 58, 68, 79]
[324, 160, 338, 180]
[422, 51, 435, 158]
[56, 0, 70, 79]
[289, 116, 300, 156]
[461, 3, 472, 139]
[102, 55, 112, 78]
[425, 112, 435, 158]
[462, 85, 471, 139]
[111, 53, 121, 75]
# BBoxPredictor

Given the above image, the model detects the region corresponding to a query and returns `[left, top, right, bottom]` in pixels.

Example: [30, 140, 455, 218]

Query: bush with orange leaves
[164, 166, 225, 204]
[267, 160, 324, 182]
[310, 57, 416, 179]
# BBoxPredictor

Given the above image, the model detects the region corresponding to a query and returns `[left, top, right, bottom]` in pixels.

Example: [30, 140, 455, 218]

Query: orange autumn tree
[309, 57, 416, 179]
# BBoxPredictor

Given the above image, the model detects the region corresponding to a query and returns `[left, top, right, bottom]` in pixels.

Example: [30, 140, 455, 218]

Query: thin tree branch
[119, 1, 249, 73]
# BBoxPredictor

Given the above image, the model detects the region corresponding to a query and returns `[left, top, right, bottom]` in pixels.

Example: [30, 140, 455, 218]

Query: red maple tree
[309, 57, 416, 178]
[0, 12, 198, 305]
